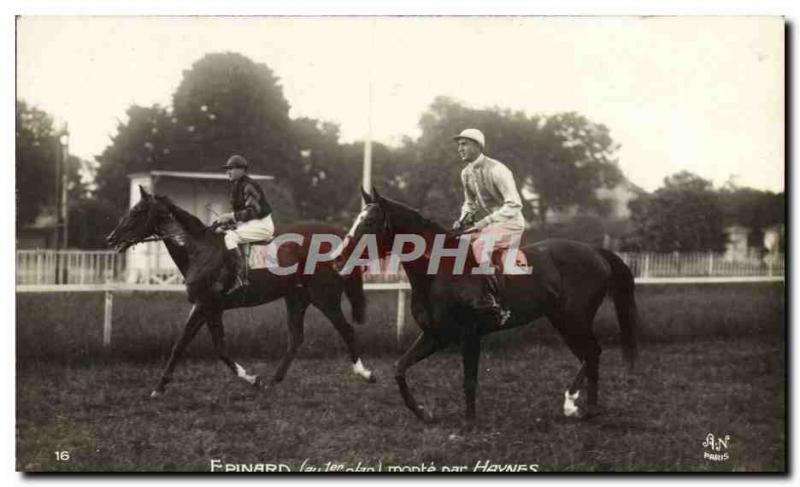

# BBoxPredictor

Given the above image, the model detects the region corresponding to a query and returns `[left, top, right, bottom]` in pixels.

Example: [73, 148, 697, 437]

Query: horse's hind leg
[548, 306, 603, 419]
[269, 291, 309, 386]
[151, 304, 206, 398]
[207, 309, 266, 389]
[308, 279, 376, 383]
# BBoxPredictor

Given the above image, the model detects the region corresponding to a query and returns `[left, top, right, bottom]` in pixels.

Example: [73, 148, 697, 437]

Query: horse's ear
[372, 186, 383, 203]
[361, 187, 373, 204]
[139, 185, 151, 200]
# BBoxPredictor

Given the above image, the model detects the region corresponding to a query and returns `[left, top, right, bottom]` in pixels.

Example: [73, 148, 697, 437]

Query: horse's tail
[343, 266, 367, 324]
[595, 248, 639, 370]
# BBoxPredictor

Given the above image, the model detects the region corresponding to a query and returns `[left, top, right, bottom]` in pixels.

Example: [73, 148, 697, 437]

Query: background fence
[16, 250, 127, 285]
[16, 248, 785, 349]
[618, 251, 785, 278]
[15, 249, 786, 286]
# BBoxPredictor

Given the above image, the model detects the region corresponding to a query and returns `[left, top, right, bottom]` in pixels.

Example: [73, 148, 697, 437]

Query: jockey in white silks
[451, 129, 526, 326]
[213, 154, 275, 294]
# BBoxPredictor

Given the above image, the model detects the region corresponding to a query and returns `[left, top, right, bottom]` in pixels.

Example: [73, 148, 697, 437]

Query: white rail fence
[15, 249, 785, 286]
[16, 249, 785, 349]
[16, 250, 127, 285]
[618, 251, 785, 278]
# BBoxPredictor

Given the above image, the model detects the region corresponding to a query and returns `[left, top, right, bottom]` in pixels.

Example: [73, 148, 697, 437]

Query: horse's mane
[154, 195, 209, 236]
[379, 196, 448, 235]
[377, 194, 479, 270]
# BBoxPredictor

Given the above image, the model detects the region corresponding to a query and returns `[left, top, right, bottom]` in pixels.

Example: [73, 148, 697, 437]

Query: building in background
[125, 170, 274, 283]
[17, 211, 58, 249]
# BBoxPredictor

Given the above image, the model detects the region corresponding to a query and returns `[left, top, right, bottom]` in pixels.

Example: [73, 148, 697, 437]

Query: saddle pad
[499, 248, 530, 271]
[246, 242, 272, 269]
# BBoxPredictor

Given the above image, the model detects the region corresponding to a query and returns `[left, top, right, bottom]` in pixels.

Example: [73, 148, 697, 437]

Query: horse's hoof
[454, 422, 476, 435]
[253, 376, 272, 391]
[416, 405, 435, 424]
[563, 390, 582, 418]
[583, 405, 601, 419]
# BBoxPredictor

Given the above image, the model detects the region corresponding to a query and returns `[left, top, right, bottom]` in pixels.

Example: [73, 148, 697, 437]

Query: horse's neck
[156, 218, 189, 248]
[162, 239, 190, 277]
[392, 225, 476, 285]
[156, 216, 195, 276]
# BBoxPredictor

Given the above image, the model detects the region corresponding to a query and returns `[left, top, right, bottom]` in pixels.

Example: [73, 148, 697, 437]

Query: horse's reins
[139, 232, 184, 243]
[134, 200, 233, 244]
[140, 222, 234, 243]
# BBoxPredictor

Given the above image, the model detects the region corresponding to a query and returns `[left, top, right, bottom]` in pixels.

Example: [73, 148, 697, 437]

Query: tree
[530, 112, 623, 225]
[289, 117, 357, 222]
[95, 52, 301, 215]
[627, 171, 727, 252]
[170, 52, 297, 177]
[95, 104, 175, 213]
[717, 185, 784, 248]
[286, 116, 408, 224]
[16, 100, 59, 229]
[397, 97, 622, 227]
[16, 100, 87, 233]
[67, 197, 121, 249]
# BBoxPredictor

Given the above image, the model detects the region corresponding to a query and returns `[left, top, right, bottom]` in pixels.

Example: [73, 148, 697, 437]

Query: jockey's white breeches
[468, 216, 525, 263]
[224, 215, 275, 250]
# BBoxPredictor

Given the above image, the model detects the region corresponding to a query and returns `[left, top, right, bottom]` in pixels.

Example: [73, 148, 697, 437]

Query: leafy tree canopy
[627, 171, 727, 252]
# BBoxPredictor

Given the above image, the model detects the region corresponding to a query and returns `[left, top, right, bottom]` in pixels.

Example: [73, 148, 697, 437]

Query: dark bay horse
[335, 188, 638, 423]
[106, 186, 376, 398]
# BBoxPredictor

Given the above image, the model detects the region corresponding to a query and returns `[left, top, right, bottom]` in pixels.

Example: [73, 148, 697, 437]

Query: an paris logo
[702, 433, 731, 462]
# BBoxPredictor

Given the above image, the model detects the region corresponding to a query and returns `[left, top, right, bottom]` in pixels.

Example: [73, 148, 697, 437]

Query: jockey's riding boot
[486, 274, 511, 327]
[470, 275, 510, 328]
[487, 250, 510, 326]
[226, 247, 249, 295]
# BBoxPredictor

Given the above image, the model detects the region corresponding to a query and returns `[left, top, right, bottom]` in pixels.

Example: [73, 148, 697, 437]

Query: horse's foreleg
[151, 304, 205, 397]
[270, 293, 308, 385]
[584, 337, 601, 412]
[309, 283, 376, 383]
[207, 310, 265, 389]
[395, 332, 439, 423]
[461, 328, 481, 421]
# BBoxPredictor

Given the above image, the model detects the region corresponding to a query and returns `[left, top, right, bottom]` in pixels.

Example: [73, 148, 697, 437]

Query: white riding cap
[453, 128, 485, 150]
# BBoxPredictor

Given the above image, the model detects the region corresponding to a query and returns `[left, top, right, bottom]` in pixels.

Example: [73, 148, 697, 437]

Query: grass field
[16, 282, 786, 472]
[16, 282, 785, 363]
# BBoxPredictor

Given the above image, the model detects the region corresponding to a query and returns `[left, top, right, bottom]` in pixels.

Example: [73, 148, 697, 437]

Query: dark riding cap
[222, 154, 249, 170]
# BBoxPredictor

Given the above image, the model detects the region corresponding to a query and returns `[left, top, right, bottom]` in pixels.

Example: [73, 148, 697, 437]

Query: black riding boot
[226, 247, 249, 295]
[487, 274, 511, 326]
[471, 274, 510, 328]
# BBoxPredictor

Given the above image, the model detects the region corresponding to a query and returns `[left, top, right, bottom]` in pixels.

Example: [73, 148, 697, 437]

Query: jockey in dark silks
[213, 154, 274, 294]
[451, 129, 526, 327]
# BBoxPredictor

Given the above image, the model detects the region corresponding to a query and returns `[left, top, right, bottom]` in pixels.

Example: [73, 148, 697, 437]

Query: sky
[16, 16, 784, 193]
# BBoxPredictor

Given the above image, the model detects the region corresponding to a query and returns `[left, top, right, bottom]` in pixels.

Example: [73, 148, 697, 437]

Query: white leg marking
[235, 363, 257, 385]
[352, 358, 373, 381]
[331, 209, 368, 260]
[564, 390, 581, 417]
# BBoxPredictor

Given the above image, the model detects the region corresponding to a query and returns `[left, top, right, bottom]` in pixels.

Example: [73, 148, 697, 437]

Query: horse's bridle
[127, 203, 186, 244]
[380, 204, 394, 239]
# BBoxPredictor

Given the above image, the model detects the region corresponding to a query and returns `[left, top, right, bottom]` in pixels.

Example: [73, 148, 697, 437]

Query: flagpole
[362, 19, 376, 206]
